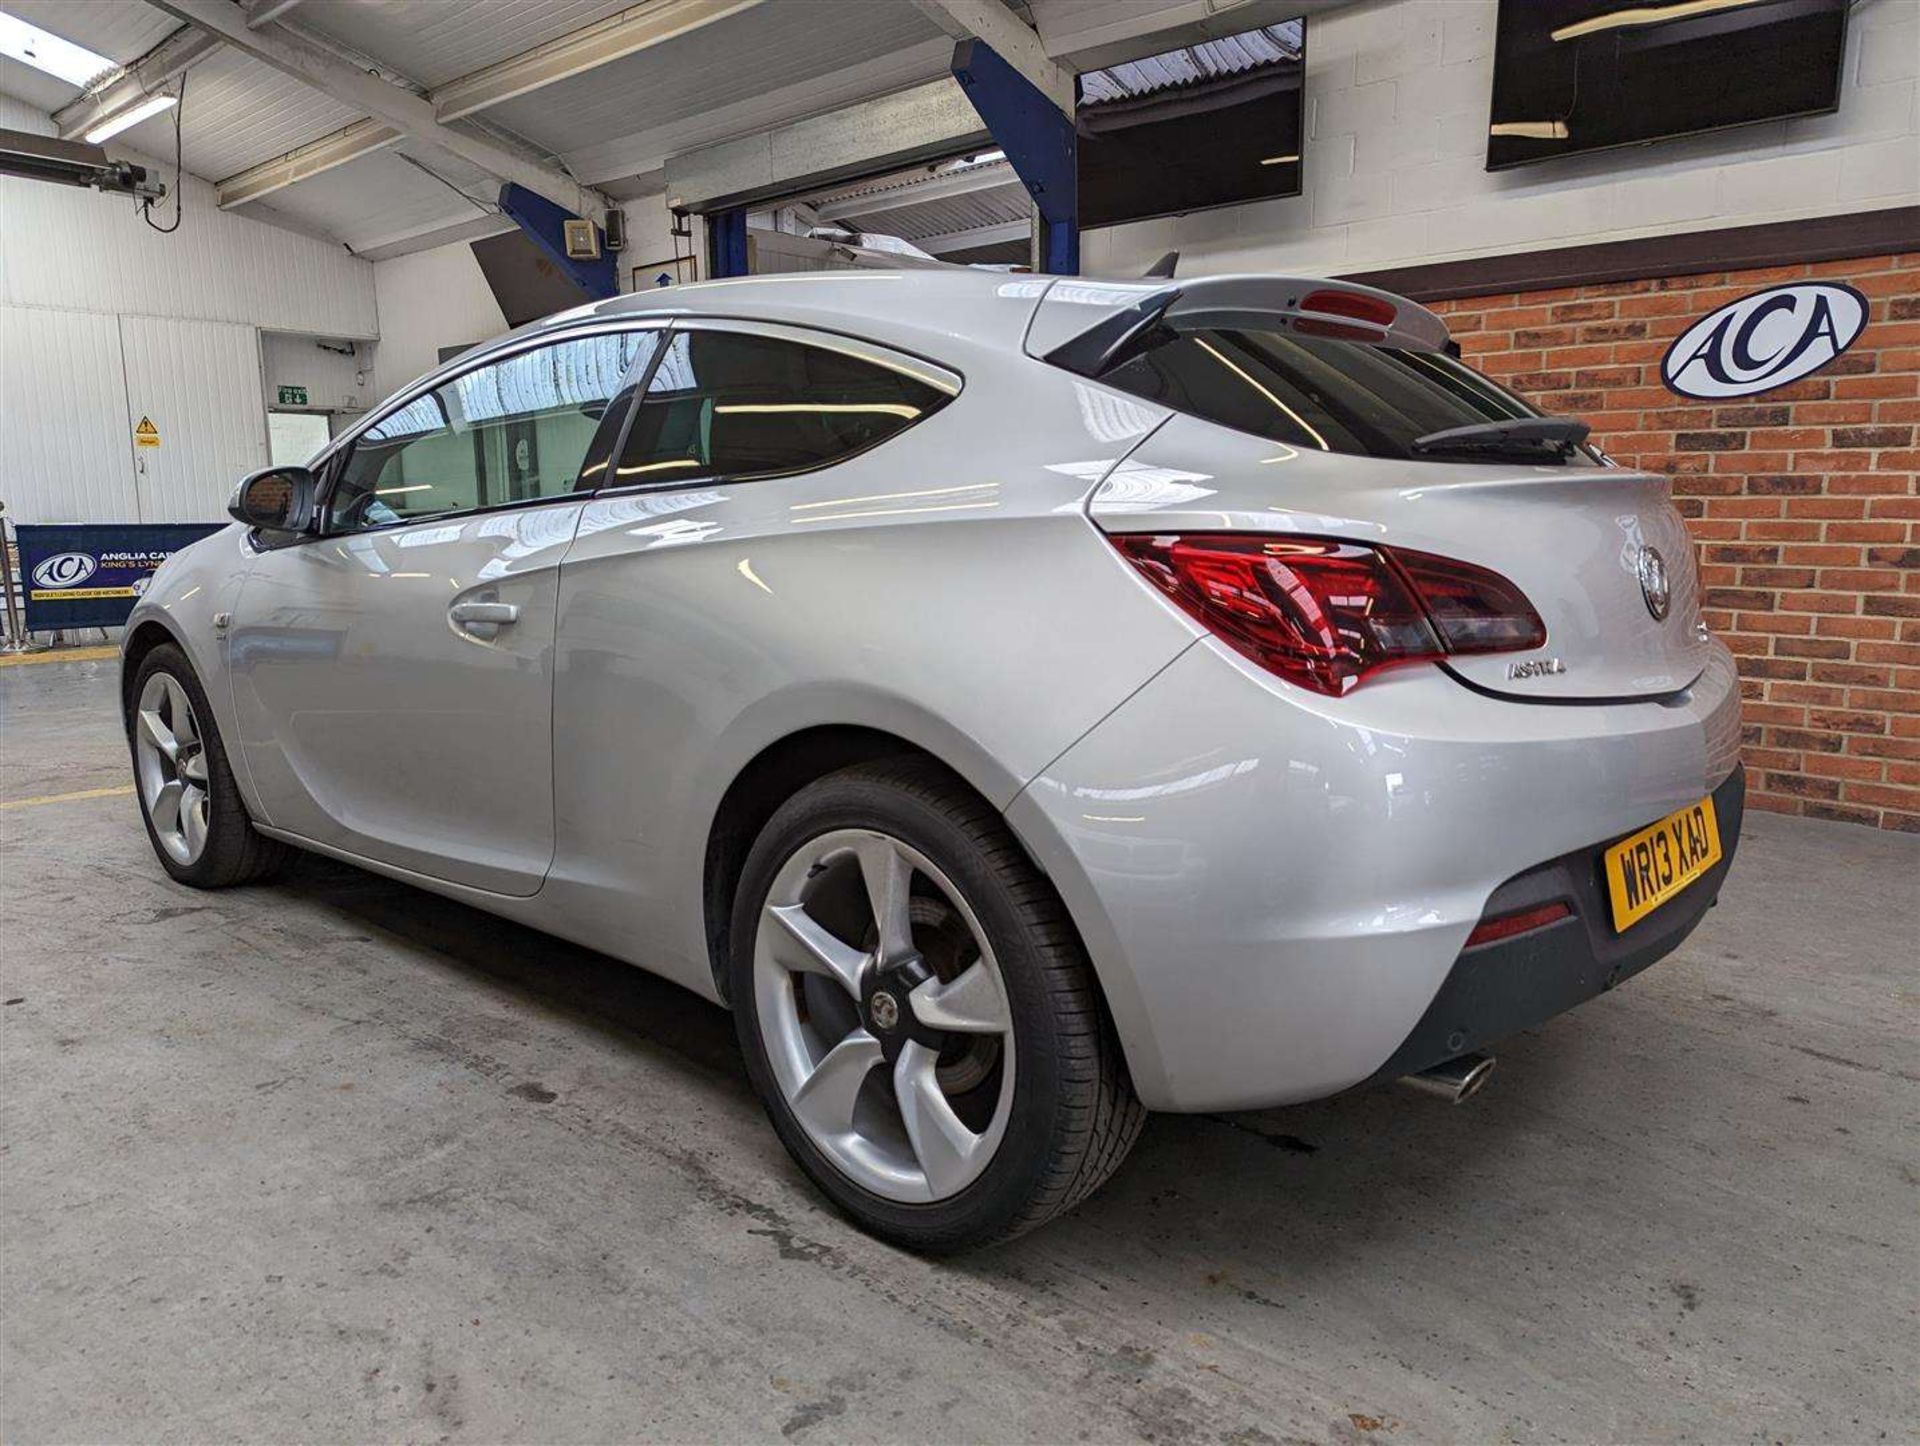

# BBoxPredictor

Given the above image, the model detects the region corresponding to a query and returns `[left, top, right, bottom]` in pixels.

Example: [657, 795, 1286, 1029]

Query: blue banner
[16, 523, 225, 631]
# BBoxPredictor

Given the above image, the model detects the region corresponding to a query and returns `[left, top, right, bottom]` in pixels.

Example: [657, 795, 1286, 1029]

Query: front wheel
[128, 643, 289, 888]
[730, 758, 1144, 1252]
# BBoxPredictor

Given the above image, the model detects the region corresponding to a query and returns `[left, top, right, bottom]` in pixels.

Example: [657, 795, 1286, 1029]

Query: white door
[0, 304, 137, 523]
[119, 316, 268, 522]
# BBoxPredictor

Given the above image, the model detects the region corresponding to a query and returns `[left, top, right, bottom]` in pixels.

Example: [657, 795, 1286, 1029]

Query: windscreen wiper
[1411, 416, 1591, 456]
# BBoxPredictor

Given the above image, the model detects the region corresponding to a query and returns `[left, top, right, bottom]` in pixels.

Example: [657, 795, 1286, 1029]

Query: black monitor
[1487, 0, 1849, 171]
[1078, 19, 1305, 230]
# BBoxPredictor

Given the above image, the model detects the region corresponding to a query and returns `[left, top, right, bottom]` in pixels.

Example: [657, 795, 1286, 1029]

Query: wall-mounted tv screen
[1487, 0, 1849, 171]
[1078, 19, 1304, 230]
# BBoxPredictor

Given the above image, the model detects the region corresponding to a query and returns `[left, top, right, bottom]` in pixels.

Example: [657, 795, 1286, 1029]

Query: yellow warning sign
[134, 416, 160, 449]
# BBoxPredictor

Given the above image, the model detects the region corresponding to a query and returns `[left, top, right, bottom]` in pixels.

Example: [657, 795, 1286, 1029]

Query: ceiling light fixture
[1259, 154, 1300, 166]
[1550, 0, 1764, 42]
[1490, 120, 1570, 139]
[0, 8, 115, 88]
[84, 92, 177, 144]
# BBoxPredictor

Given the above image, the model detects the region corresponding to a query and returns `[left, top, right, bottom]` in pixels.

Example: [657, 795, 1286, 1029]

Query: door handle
[450, 600, 519, 628]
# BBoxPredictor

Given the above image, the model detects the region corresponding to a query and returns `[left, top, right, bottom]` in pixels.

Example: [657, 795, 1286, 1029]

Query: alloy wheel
[134, 672, 211, 866]
[752, 828, 1016, 1203]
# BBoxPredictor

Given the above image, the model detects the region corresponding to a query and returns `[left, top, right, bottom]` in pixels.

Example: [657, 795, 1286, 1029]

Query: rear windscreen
[1096, 327, 1600, 466]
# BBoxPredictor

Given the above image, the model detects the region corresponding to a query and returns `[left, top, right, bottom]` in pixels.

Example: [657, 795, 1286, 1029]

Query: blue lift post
[951, 37, 1078, 275]
[707, 208, 749, 279]
[497, 182, 618, 300]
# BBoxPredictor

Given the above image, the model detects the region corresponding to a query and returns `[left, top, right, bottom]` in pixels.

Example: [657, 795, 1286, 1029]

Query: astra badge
[1638, 545, 1672, 621]
[1661, 282, 1867, 400]
[1507, 657, 1567, 680]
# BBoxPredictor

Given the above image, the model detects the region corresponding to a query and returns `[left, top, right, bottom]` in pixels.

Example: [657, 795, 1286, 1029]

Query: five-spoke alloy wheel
[754, 828, 1017, 1203]
[134, 670, 212, 867]
[127, 643, 288, 888]
[731, 758, 1145, 1252]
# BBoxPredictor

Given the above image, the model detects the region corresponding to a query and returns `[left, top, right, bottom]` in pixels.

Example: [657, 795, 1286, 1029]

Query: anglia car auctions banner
[16, 523, 224, 631]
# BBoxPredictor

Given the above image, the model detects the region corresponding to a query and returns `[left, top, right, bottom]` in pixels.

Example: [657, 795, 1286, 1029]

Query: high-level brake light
[1110, 532, 1547, 696]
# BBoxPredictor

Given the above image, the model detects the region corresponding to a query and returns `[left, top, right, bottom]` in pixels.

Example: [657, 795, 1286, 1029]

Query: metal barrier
[0, 503, 39, 655]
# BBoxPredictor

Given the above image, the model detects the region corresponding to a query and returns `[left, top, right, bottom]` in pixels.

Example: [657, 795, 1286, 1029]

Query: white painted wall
[0, 96, 376, 336]
[1082, 0, 1920, 277]
[0, 95, 378, 523]
[368, 241, 508, 401]
[261, 332, 372, 416]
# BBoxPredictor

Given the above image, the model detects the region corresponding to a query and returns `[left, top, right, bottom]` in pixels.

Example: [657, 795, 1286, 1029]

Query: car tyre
[730, 757, 1145, 1253]
[128, 642, 290, 888]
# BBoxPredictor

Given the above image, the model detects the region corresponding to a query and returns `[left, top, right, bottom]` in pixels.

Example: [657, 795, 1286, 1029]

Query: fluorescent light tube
[84, 92, 177, 144]
[0, 8, 115, 88]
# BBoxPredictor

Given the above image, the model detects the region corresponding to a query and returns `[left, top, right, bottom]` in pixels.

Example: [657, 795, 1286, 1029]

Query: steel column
[708, 208, 749, 278]
[950, 37, 1077, 275]
[497, 183, 618, 300]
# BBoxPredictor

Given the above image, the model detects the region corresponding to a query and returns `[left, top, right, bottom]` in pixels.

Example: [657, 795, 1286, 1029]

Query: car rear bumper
[1005, 635, 1745, 1113]
[1370, 762, 1745, 1082]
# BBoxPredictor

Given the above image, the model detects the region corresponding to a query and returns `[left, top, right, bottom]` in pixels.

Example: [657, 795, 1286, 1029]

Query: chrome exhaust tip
[1401, 1052, 1495, 1104]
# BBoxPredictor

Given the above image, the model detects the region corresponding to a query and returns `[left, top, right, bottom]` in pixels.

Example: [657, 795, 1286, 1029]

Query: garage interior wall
[1437, 256, 1920, 831]
[1080, 0, 1918, 278]
[0, 96, 376, 525]
[369, 194, 686, 402]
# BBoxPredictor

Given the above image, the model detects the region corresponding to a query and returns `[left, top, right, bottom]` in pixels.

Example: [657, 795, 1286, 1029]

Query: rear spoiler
[1031, 275, 1452, 377]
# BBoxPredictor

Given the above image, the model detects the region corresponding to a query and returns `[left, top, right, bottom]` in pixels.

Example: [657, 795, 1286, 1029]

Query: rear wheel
[129, 643, 289, 888]
[730, 758, 1144, 1252]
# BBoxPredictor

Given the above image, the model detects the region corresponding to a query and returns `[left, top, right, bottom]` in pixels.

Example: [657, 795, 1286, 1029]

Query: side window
[611, 328, 952, 487]
[329, 329, 660, 532]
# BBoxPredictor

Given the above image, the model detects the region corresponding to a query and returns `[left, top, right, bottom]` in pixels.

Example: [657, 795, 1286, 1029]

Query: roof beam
[564, 37, 954, 187]
[144, 0, 606, 213]
[812, 161, 1018, 221]
[216, 117, 401, 207]
[914, 217, 1030, 254]
[246, 0, 306, 25]
[910, 0, 1075, 114]
[431, 0, 762, 122]
[52, 25, 220, 141]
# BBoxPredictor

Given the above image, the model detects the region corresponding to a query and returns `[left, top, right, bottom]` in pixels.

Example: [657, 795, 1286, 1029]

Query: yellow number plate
[1605, 796, 1722, 932]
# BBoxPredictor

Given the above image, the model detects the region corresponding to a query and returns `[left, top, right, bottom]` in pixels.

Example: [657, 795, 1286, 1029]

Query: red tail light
[1464, 900, 1573, 949]
[1300, 289, 1396, 328]
[1110, 532, 1546, 697]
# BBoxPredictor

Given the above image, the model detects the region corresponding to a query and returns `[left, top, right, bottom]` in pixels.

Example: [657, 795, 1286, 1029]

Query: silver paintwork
[126, 269, 1741, 1119]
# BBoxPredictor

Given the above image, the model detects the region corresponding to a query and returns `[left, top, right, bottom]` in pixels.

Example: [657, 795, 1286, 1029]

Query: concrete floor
[2, 652, 1916, 1445]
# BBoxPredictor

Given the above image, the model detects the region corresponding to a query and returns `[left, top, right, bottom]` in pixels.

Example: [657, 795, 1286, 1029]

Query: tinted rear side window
[612, 329, 952, 486]
[1099, 328, 1599, 465]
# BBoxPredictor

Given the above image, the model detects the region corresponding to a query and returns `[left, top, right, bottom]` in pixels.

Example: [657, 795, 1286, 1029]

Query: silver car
[123, 270, 1743, 1251]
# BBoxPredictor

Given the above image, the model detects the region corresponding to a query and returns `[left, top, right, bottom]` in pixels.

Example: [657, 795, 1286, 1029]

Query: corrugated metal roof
[248, 146, 491, 252]
[835, 182, 1028, 244]
[483, 0, 943, 154]
[108, 48, 365, 183]
[292, 0, 641, 90]
[2, 0, 179, 68]
[1078, 20, 1304, 106]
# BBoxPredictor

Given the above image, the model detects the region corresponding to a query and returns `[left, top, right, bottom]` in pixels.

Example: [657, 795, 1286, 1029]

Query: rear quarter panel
[542, 348, 1192, 997]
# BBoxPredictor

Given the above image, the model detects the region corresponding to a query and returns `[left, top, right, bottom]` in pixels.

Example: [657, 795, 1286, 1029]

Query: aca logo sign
[29, 551, 98, 590]
[1661, 282, 1868, 400]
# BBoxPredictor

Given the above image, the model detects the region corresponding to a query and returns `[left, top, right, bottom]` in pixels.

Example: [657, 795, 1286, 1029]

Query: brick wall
[1430, 253, 1920, 831]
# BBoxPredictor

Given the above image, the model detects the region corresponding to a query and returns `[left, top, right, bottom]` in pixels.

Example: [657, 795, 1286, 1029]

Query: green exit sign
[277, 385, 309, 407]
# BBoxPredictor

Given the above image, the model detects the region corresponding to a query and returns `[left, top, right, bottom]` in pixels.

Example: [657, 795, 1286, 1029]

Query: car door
[227, 324, 661, 896]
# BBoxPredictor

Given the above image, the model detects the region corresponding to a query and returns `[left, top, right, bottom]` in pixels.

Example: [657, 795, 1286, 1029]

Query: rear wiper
[1411, 416, 1590, 456]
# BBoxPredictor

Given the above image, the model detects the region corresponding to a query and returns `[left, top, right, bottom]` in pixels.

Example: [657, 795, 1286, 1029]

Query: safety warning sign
[134, 416, 160, 448]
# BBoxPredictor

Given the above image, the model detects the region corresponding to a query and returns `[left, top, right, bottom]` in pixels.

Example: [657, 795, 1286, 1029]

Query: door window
[329, 329, 660, 532]
[610, 328, 952, 487]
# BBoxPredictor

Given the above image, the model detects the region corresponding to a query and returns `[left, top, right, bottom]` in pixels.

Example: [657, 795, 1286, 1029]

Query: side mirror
[229, 465, 316, 533]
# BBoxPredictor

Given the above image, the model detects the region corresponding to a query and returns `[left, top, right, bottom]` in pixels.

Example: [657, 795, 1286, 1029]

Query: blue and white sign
[1661, 282, 1869, 400]
[15, 523, 224, 631]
